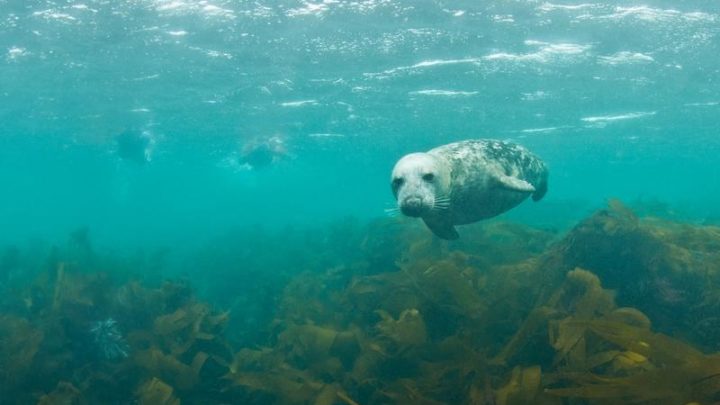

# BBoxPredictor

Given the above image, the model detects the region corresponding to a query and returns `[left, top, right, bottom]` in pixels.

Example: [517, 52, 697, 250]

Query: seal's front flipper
[532, 176, 548, 201]
[423, 217, 459, 240]
[496, 175, 535, 193]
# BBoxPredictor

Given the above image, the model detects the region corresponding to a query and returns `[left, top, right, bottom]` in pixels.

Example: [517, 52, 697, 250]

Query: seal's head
[116, 129, 155, 164]
[391, 152, 450, 217]
[239, 135, 288, 170]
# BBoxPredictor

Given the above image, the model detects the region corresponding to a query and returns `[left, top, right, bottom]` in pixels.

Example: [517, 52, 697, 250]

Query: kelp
[0, 315, 43, 387]
[491, 268, 614, 366]
[486, 263, 720, 404]
[0, 252, 233, 404]
[219, 221, 565, 404]
[136, 377, 181, 405]
[3, 201, 720, 404]
[546, 200, 720, 346]
[226, 346, 360, 405]
[495, 366, 563, 405]
[547, 332, 720, 404]
[36, 381, 81, 405]
[376, 308, 427, 349]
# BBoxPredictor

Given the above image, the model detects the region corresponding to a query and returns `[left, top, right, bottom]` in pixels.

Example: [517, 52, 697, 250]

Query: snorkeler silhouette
[115, 129, 155, 164]
[238, 135, 288, 170]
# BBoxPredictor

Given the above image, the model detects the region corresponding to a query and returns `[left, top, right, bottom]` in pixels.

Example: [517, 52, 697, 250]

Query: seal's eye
[422, 173, 435, 182]
[392, 177, 404, 187]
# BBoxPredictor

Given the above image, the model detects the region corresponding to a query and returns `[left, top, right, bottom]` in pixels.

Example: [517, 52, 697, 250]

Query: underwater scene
[2, 0, 720, 404]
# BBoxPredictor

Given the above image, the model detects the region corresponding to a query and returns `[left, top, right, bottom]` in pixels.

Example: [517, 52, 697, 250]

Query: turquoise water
[2, 1, 720, 403]
[2, 0, 719, 247]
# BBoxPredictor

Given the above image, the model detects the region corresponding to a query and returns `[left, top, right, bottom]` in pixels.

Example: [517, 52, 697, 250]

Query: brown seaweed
[3, 201, 720, 404]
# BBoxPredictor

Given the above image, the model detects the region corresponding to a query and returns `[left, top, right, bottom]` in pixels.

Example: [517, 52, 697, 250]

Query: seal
[390, 139, 548, 240]
[116, 129, 155, 164]
[239, 135, 288, 170]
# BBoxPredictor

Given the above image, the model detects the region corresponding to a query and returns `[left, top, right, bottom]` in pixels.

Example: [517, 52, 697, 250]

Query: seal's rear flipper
[496, 175, 535, 193]
[423, 217, 459, 240]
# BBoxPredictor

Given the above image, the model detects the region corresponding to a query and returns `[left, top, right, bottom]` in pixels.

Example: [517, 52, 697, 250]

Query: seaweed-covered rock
[543, 200, 720, 348]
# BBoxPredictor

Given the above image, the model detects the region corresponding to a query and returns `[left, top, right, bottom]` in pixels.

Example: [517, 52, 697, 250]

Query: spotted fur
[391, 139, 548, 239]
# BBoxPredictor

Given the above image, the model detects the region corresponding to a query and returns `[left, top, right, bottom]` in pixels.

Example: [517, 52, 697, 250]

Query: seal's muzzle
[400, 197, 424, 217]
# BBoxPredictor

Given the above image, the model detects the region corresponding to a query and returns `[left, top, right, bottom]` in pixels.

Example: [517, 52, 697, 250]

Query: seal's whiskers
[384, 207, 400, 217]
[433, 195, 451, 210]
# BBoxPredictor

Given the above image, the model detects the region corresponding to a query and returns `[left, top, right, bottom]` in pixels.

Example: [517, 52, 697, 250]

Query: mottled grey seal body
[391, 139, 548, 240]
